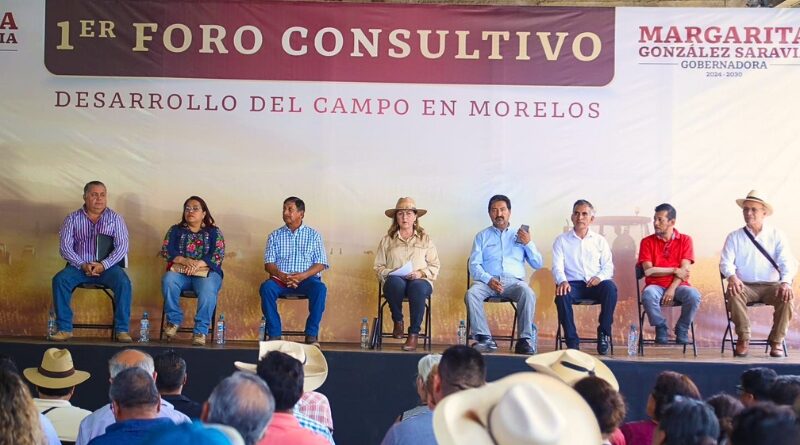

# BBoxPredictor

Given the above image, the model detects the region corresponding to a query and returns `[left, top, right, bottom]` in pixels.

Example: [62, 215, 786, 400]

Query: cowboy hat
[736, 190, 773, 216]
[385, 197, 427, 218]
[23, 348, 90, 389]
[525, 349, 619, 391]
[234, 341, 328, 392]
[433, 372, 601, 445]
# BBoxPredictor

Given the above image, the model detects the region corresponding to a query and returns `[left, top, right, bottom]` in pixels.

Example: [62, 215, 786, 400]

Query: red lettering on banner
[0, 12, 17, 30]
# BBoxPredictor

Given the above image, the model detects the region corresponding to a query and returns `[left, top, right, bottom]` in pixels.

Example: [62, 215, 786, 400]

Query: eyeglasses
[184, 206, 202, 213]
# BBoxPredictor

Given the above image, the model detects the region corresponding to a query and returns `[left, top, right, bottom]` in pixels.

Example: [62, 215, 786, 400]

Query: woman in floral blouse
[161, 196, 225, 346]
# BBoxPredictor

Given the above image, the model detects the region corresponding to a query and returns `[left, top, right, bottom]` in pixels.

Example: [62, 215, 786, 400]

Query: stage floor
[2, 336, 799, 445]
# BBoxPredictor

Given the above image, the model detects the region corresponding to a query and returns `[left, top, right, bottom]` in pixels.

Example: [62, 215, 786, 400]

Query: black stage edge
[3, 339, 800, 445]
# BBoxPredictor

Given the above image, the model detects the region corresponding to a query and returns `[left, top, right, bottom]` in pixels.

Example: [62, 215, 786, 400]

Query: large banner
[2, 0, 800, 347]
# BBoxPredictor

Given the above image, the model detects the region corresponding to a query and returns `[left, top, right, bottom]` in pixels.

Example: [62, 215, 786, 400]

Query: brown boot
[734, 338, 749, 357]
[402, 334, 419, 351]
[392, 321, 404, 339]
[770, 342, 785, 358]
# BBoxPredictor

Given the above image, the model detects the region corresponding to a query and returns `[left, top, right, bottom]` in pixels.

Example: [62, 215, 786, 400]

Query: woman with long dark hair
[161, 196, 225, 346]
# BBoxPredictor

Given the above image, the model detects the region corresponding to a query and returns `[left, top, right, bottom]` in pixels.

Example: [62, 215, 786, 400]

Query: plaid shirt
[264, 225, 329, 275]
[296, 412, 335, 445]
[295, 391, 333, 430]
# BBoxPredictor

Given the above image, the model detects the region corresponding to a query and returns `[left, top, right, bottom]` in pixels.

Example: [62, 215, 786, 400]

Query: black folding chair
[636, 265, 697, 356]
[465, 262, 518, 350]
[554, 297, 614, 354]
[375, 281, 432, 350]
[720, 273, 787, 357]
[159, 289, 218, 342]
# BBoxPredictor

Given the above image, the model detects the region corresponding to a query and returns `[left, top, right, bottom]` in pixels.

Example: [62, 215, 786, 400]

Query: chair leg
[159, 301, 167, 341]
[783, 340, 789, 357]
[425, 300, 432, 351]
[102, 289, 116, 341]
[555, 323, 562, 351]
[510, 302, 518, 350]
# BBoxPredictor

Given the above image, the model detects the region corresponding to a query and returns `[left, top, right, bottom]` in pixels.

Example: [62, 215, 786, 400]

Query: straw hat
[525, 349, 619, 391]
[736, 190, 773, 216]
[234, 341, 328, 392]
[433, 372, 601, 445]
[385, 197, 427, 218]
[23, 348, 90, 389]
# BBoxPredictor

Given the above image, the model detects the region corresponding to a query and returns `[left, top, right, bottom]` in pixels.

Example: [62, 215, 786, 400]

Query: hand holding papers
[388, 261, 413, 277]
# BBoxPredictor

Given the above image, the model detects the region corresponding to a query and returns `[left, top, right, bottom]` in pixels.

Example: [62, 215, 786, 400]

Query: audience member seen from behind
[396, 354, 441, 422]
[76, 349, 190, 445]
[154, 350, 202, 418]
[145, 421, 244, 445]
[381, 345, 487, 445]
[23, 347, 92, 442]
[620, 370, 701, 445]
[202, 372, 275, 445]
[731, 403, 800, 445]
[768, 375, 800, 406]
[0, 354, 61, 445]
[256, 351, 328, 445]
[161, 196, 226, 346]
[374, 197, 440, 351]
[738, 367, 777, 407]
[0, 368, 45, 445]
[573, 376, 626, 445]
[87, 367, 173, 445]
[653, 397, 719, 445]
[706, 393, 744, 445]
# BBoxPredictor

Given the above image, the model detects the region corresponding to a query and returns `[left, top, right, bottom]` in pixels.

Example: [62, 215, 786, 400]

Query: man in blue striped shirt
[51, 181, 132, 342]
[259, 197, 329, 346]
[466, 195, 543, 355]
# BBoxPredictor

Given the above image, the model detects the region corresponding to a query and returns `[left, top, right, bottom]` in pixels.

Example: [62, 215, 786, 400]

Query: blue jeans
[555, 280, 618, 348]
[642, 284, 701, 333]
[162, 271, 222, 335]
[383, 276, 432, 335]
[52, 264, 132, 333]
[259, 276, 327, 337]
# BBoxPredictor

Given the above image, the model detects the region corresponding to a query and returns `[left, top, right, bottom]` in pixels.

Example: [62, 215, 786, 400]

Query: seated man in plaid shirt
[259, 197, 330, 346]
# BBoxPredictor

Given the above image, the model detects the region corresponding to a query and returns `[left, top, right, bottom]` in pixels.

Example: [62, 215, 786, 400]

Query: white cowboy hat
[525, 349, 619, 391]
[23, 348, 90, 389]
[434, 372, 601, 445]
[385, 197, 427, 218]
[736, 190, 773, 216]
[234, 341, 328, 392]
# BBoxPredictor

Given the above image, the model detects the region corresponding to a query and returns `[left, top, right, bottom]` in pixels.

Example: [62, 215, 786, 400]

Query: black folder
[95, 234, 114, 262]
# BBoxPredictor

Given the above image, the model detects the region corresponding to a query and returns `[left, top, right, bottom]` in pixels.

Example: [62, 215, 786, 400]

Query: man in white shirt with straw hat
[720, 189, 798, 358]
[24, 348, 92, 443]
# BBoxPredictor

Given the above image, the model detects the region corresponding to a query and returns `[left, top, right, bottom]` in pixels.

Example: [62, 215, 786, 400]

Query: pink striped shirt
[59, 207, 129, 270]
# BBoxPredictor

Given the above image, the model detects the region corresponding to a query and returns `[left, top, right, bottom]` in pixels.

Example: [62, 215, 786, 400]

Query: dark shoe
[770, 342, 785, 358]
[267, 335, 282, 341]
[402, 334, 419, 351]
[655, 324, 669, 344]
[734, 338, 749, 357]
[304, 335, 320, 347]
[471, 336, 498, 353]
[597, 328, 610, 355]
[514, 339, 535, 355]
[566, 341, 580, 350]
[392, 321, 404, 339]
[675, 328, 690, 345]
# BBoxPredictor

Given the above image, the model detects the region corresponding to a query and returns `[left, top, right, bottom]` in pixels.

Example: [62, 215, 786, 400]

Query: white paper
[388, 261, 413, 277]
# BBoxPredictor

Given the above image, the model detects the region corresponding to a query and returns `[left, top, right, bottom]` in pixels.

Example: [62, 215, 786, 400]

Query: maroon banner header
[44, 0, 615, 86]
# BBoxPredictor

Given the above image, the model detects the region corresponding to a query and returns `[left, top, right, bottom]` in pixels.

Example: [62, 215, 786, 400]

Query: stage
[2, 337, 799, 445]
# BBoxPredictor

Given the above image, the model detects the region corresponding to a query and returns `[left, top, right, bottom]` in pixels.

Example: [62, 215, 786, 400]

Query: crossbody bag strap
[742, 226, 781, 278]
[41, 407, 59, 415]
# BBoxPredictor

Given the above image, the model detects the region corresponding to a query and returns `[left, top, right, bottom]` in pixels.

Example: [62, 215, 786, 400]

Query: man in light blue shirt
[466, 195, 543, 355]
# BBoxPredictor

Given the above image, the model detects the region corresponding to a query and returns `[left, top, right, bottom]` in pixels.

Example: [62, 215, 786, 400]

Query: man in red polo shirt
[638, 203, 701, 344]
